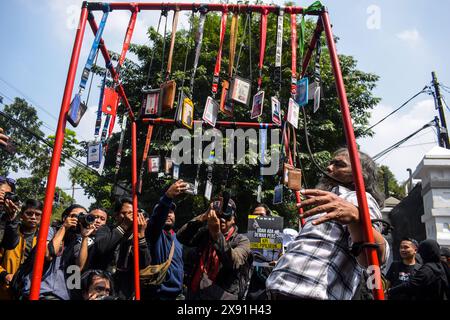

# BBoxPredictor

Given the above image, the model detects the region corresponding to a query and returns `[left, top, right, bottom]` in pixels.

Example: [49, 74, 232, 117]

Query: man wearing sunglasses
[177, 195, 251, 300]
[0, 199, 42, 299]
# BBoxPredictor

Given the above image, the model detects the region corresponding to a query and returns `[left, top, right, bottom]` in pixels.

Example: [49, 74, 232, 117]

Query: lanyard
[144, 10, 166, 89]
[314, 37, 322, 83]
[229, 13, 239, 77]
[290, 14, 298, 97]
[79, 7, 109, 92]
[299, 15, 306, 73]
[212, 11, 228, 96]
[257, 10, 268, 91]
[189, 9, 207, 94]
[275, 8, 284, 69]
[138, 125, 154, 193]
[95, 70, 107, 138]
[114, 115, 128, 176]
[101, 115, 111, 143]
[166, 9, 180, 81]
[115, 10, 138, 81]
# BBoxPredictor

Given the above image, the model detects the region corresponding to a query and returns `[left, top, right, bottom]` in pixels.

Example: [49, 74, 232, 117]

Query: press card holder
[205, 180, 213, 201]
[164, 157, 173, 175]
[203, 97, 219, 127]
[67, 93, 87, 127]
[251, 90, 265, 119]
[296, 77, 309, 107]
[287, 98, 300, 129]
[181, 97, 194, 130]
[271, 96, 281, 126]
[148, 156, 161, 173]
[273, 184, 283, 205]
[229, 76, 252, 106]
[174, 91, 185, 126]
[173, 163, 180, 180]
[87, 141, 103, 168]
[102, 87, 119, 116]
[142, 89, 162, 117]
[288, 168, 302, 191]
[160, 80, 177, 112]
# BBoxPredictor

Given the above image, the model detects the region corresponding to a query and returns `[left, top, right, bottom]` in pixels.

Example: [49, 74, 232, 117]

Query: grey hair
[334, 148, 385, 208]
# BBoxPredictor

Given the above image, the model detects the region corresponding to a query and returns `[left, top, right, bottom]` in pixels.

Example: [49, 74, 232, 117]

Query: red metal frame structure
[29, 1, 384, 301]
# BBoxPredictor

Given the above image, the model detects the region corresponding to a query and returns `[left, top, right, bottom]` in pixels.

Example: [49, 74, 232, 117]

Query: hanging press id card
[287, 98, 300, 129]
[271, 97, 281, 126]
[67, 93, 87, 127]
[160, 80, 177, 112]
[205, 180, 213, 201]
[203, 97, 219, 127]
[273, 184, 283, 205]
[229, 76, 252, 106]
[173, 163, 180, 180]
[296, 77, 309, 107]
[142, 89, 161, 117]
[181, 97, 195, 130]
[251, 91, 265, 119]
[164, 157, 173, 175]
[87, 142, 103, 168]
[102, 87, 119, 116]
[148, 156, 160, 173]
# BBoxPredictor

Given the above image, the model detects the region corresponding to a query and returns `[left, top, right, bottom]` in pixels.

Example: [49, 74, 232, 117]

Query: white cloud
[358, 99, 439, 183]
[396, 29, 421, 46]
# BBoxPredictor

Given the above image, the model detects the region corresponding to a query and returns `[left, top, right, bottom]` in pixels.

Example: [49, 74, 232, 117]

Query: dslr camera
[77, 212, 96, 228]
[5, 192, 20, 204]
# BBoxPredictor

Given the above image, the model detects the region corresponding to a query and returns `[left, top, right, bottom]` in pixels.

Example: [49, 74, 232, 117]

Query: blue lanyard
[95, 71, 107, 138]
[79, 5, 110, 92]
[259, 124, 268, 181]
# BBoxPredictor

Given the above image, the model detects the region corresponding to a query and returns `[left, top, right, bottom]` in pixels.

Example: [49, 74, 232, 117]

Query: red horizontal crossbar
[141, 118, 280, 128]
[86, 2, 313, 15]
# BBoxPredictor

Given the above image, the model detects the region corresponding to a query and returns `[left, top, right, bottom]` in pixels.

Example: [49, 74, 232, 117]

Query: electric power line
[362, 87, 430, 134]
[373, 120, 435, 161]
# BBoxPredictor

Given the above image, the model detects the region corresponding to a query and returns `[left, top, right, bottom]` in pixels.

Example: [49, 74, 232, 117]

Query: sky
[0, 0, 449, 206]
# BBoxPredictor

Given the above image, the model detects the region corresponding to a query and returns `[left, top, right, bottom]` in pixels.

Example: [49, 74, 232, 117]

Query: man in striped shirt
[266, 148, 390, 300]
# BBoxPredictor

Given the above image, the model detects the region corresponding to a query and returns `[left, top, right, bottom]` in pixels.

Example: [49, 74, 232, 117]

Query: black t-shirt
[386, 261, 421, 300]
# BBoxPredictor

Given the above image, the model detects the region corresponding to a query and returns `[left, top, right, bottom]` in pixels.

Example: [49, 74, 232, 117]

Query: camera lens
[78, 213, 95, 228]
[5, 192, 20, 204]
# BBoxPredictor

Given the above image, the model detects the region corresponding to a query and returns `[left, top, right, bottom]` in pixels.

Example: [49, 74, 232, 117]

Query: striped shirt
[266, 186, 389, 300]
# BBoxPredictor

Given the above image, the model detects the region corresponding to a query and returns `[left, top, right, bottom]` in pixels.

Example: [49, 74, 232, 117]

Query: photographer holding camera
[13, 204, 87, 300]
[141, 180, 187, 300]
[81, 269, 117, 300]
[177, 195, 252, 300]
[0, 199, 42, 299]
[0, 177, 20, 246]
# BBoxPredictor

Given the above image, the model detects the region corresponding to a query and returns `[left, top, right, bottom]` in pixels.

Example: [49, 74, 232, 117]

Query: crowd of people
[1, 126, 449, 301]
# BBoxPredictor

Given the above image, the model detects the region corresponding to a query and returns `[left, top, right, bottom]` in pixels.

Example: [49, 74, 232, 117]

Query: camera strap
[211, 10, 228, 97]
[189, 7, 207, 95]
[290, 14, 298, 98]
[138, 125, 154, 193]
[256, 9, 268, 91]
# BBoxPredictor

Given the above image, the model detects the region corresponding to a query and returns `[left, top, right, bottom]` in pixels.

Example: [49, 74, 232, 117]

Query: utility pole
[431, 71, 450, 149]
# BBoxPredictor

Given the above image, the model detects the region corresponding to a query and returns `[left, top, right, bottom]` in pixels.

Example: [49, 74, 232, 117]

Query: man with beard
[0, 199, 42, 299]
[266, 148, 389, 300]
[142, 180, 187, 300]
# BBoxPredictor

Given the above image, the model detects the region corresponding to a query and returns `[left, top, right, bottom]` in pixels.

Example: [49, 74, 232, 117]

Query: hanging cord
[179, 11, 195, 95]
[300, 107, 347, 185]
[160, 9, 169, 79]
[85, 50, 100, 107]
[235, 13, 249, 76]
[144, 10, 166, 89]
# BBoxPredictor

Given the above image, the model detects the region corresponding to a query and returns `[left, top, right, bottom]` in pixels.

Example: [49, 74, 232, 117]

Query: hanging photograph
[142, 89, 161, 116]
[229, 76, 251, 105]
[181, 97, 194, 129]
[203, 96, 219, 127]
[251, 90, 265, 119]
[296, 77, 309, 107]
[287, 98, 300, 129]
[148, 156, 160, 173]
[271, 96, 281, 126]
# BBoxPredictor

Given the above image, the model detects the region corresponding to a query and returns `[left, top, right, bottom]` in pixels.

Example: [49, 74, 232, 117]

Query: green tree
[377, 165, 405, 200]
[73, 5, 381, 230]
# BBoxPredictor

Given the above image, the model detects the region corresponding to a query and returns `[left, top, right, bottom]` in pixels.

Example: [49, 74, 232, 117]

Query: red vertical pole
[28, 4, 89, 301]
[131, 121, 141, 300]
[321, 10, 384, 300]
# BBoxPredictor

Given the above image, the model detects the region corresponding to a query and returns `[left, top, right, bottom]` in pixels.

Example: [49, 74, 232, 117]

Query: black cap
[221, 198, 236, 218]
